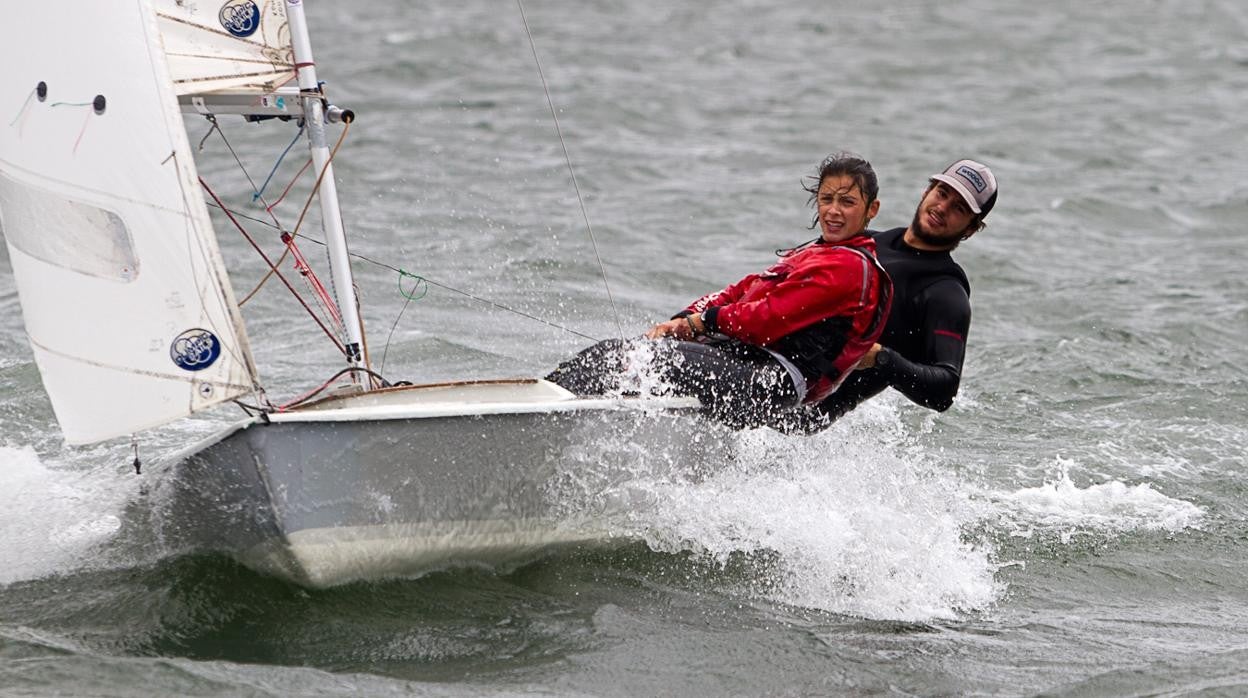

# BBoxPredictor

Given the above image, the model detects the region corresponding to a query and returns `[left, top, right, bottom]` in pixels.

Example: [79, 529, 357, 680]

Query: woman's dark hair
[803, 152, 878, 229]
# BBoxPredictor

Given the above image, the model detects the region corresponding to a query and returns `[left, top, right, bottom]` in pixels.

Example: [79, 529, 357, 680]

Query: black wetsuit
[786, 227, 971, 429]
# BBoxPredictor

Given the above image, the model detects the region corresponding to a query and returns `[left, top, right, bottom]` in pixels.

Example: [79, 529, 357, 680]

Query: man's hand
[855, 343, 883, 369]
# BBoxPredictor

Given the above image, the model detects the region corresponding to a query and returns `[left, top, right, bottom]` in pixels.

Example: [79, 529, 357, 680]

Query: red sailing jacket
[684, 234, 892, 403]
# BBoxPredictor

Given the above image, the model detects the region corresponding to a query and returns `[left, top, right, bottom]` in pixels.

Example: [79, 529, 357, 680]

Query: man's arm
[773, 279, 970, 433]
[869, 279, 970, 411]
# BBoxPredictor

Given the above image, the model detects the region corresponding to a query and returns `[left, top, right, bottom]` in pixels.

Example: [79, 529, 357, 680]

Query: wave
[0, 445, 132, 586]
[990, 456, 1204, 544]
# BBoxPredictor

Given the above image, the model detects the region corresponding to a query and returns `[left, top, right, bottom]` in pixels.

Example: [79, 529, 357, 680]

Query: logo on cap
[956, 165, 987, 193]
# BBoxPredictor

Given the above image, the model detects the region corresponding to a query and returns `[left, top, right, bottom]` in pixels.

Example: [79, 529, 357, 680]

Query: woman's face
[816, 174, 879, 243]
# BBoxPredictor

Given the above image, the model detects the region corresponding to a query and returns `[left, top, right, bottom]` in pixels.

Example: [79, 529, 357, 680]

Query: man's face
[910, 182, 977, 247]
[817, 175, 879, 243]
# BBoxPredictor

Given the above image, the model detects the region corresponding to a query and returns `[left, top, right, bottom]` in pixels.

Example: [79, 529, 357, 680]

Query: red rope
[283, 231, 343, 329]
[273, 367, 382, 411]
[273, 371, 340, 411]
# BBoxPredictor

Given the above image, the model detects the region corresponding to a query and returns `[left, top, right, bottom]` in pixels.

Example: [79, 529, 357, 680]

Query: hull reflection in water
[158, 380, 712, 587]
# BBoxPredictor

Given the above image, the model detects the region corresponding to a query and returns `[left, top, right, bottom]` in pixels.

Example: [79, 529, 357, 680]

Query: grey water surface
[2, 0, 1247, 695]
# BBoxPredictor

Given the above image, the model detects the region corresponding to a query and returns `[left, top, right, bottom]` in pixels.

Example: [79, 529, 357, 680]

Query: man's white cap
[930, 159, 997, 215]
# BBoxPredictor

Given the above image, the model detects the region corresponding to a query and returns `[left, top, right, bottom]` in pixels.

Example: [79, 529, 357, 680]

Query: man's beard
[909, 206, 967, 249]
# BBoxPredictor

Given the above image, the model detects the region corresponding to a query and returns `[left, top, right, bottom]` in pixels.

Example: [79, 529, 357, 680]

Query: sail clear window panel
[0, 172, 139, 283]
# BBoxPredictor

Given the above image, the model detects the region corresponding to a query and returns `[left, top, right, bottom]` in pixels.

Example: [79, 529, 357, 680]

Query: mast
[285, 0, 367, 375]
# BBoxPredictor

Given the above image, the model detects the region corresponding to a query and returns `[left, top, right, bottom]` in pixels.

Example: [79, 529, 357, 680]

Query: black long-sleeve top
[776, 227, 971, 431]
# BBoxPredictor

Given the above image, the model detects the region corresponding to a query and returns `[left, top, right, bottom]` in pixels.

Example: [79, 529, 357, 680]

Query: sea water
[2, 0, 1247, 694]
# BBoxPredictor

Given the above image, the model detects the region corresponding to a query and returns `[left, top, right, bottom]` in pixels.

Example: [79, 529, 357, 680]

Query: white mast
[285, 0, 366, 374]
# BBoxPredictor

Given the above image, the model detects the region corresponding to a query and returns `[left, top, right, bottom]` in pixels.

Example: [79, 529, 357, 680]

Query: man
[546, 152, 892, 429]
[784, 158, 997, 431]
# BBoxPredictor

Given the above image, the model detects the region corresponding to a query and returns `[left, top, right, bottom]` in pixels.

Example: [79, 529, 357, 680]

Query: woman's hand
[645, 313, 707, 340]
[645, 318, 689, 339]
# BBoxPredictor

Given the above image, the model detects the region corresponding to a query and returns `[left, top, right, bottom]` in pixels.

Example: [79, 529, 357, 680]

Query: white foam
[613, 338, 681, 398]
[995, 456, 1204, 540]
[0, 445, 129, 585]
[627, 404, 1003, 622]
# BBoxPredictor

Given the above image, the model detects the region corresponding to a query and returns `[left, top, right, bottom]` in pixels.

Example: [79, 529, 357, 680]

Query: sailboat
[0, 0, 711, 587]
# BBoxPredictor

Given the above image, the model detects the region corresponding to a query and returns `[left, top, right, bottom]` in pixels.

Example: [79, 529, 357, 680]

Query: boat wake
[0, 445, 129, 585]
[563, 403, 1204, 622]
[562, 402, 1004, 622]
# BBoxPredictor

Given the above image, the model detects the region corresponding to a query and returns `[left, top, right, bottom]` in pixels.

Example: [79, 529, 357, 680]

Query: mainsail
[0, 0, 259, 444]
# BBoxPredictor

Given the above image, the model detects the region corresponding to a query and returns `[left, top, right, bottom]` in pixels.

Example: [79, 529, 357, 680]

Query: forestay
[0, 0, 257, 444]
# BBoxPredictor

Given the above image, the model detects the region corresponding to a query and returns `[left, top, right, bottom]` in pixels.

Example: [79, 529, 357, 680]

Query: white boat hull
[159, 380, 712, 587]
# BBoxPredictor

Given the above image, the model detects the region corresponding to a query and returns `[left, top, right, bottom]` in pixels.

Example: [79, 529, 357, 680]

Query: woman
[547, 152, 892, 429]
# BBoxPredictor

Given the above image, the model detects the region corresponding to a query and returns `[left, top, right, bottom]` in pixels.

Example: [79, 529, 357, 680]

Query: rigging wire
[199, 115, 355, 347]
[378, 274, 426, 376]
[194, 111, 376, 411]
[294, 120, 372, 373]
[253, 122, 306, 203]
[188, 10, 639, 412]
[199, 176, 348, 356]
[196, 117, 220, 151]
[201, 114, 284, 230]
[398, 270, 601, 342]
[515, 0, 625, 341]
[202, 199, 601, 343]
[213, 117, 347, 322]
[198, 86, 601, 386]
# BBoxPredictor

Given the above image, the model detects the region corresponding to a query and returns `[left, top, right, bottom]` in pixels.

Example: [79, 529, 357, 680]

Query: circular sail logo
[219, 0, 261, 38]
[171, 329, 222, 372]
